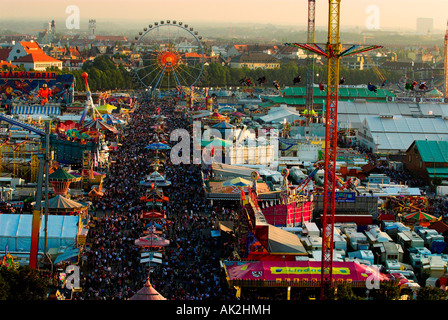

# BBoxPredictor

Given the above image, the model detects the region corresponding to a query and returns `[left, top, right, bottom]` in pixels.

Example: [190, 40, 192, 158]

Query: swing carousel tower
[286, 0, 382, 299]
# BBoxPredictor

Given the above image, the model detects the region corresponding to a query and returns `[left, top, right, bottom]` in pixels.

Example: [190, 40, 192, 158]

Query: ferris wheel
[131, 20, 205, 96]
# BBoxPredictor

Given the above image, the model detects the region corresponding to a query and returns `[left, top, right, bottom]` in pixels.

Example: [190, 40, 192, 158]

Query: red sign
[0, 71, 57, 79]
[224, 260, 391, 284]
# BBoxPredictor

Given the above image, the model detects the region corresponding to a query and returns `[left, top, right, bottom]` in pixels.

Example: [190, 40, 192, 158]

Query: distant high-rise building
[416, 18, 433, 35]
[88, 19, 96, 40]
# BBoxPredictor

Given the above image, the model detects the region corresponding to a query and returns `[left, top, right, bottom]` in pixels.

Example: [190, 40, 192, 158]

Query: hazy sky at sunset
[1, 0, 447, 31]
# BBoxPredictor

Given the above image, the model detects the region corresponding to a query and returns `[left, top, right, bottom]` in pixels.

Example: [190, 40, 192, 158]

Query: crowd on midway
[72, 98, 236, 300]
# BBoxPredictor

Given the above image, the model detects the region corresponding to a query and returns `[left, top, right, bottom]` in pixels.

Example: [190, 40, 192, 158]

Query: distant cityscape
[0, 17, 445, 86]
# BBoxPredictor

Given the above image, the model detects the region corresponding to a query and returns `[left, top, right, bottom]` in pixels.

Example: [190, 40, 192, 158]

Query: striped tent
[12, 105, 61, 115]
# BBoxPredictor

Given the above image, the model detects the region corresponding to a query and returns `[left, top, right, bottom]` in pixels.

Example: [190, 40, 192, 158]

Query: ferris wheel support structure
[132, 20, 205, 98]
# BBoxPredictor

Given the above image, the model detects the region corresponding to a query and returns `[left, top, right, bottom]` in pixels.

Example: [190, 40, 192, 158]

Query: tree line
[200, 61, 403, 88]
[48, 55, 403, 92]
[71, 55, 135, 92]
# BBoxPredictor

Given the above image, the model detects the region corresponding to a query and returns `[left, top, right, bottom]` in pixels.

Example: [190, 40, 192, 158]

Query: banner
[223, 260, 391, 283]
[335, 191, 356, 203]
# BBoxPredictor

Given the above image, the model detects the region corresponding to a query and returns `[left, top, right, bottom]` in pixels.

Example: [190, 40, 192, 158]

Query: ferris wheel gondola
[131, 20, 205, 98]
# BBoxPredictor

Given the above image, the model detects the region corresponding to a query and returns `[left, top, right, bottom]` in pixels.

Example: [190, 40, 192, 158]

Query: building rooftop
[19, 41, 43, 54]
[413, 140, 448, 163]
[361, 115, 448, 153]
[231, 52, 280, 64]
[13, 52, 61, 63]
[281, 86, 395, 99]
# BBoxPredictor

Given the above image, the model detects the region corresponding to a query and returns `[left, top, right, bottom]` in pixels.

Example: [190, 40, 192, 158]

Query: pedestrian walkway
[73, 98, 235, 300]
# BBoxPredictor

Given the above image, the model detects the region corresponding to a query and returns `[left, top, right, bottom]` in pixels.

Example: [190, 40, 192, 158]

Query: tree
[432, 177, 442, 186]
[416, 286, 448, 300]
[327, 283, 361, 300]
[369, 280, 401, 300]
[0, 266, 49, 300]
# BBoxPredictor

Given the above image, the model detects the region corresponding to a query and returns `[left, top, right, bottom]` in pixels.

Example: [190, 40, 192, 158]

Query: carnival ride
[396, 68, 444, 97]
[395, 24, 448, 98]
[363, 54, 387, 86]
[79, 72, 103, 125]
[385, 195, 428, 215]
[286, 0, 382, 299]
[131, 20, 205, 98]
[0, 114, 46, 185]
[26, 72, 115, 269]
[280, 160, 360, 199]
[0, 141, 40, 183]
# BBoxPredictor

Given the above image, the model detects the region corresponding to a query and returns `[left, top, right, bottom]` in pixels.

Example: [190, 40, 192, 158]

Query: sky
[1, 0, 447, 32]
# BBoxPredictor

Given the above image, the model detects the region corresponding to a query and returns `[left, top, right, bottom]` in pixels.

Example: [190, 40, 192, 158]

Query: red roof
[0, 60, 17, 69]
[69, 47, 82, 57]
[429, 220, 448, 234]
[13, 52, 61, 63]
[129, 280, 166, 300]
[20, 41, 43, 54]
[234, 44, 248, 53]
[184, 52, 208, 59]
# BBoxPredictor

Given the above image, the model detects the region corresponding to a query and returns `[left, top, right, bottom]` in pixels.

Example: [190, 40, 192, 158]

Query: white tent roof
[259, 105, 303, 123]
[337, 101, 448, 130]
[146, 171, 167, 181]
[0, 214, 79, 252]
[361, 115, 448, 152]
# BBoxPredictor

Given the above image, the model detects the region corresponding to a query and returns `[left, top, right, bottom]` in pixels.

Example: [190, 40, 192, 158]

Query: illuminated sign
[335, 191, 356, 203]
[0, 71, 57, 79]
[271, 266, 351, 275]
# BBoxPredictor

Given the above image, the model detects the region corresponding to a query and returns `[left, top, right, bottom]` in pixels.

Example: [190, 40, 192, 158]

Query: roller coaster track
[0, 113, 45, 137]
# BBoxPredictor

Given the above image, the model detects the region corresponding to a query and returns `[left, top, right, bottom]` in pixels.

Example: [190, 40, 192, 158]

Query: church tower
[88, 19, 96, 40]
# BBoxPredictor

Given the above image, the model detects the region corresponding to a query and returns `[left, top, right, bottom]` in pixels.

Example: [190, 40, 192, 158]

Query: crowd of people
[73, 97, 236, 300]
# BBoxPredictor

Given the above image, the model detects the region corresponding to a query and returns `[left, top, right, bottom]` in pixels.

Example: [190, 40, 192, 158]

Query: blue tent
[0, 214, 79, 253]
[212, 121, 235, 129]
[53, 247, 80, 265]
[101, 114, 125, 125]
[12, 105, 61, 115]
[145, 143, 171, 150]
[100, 113, 116, 125]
